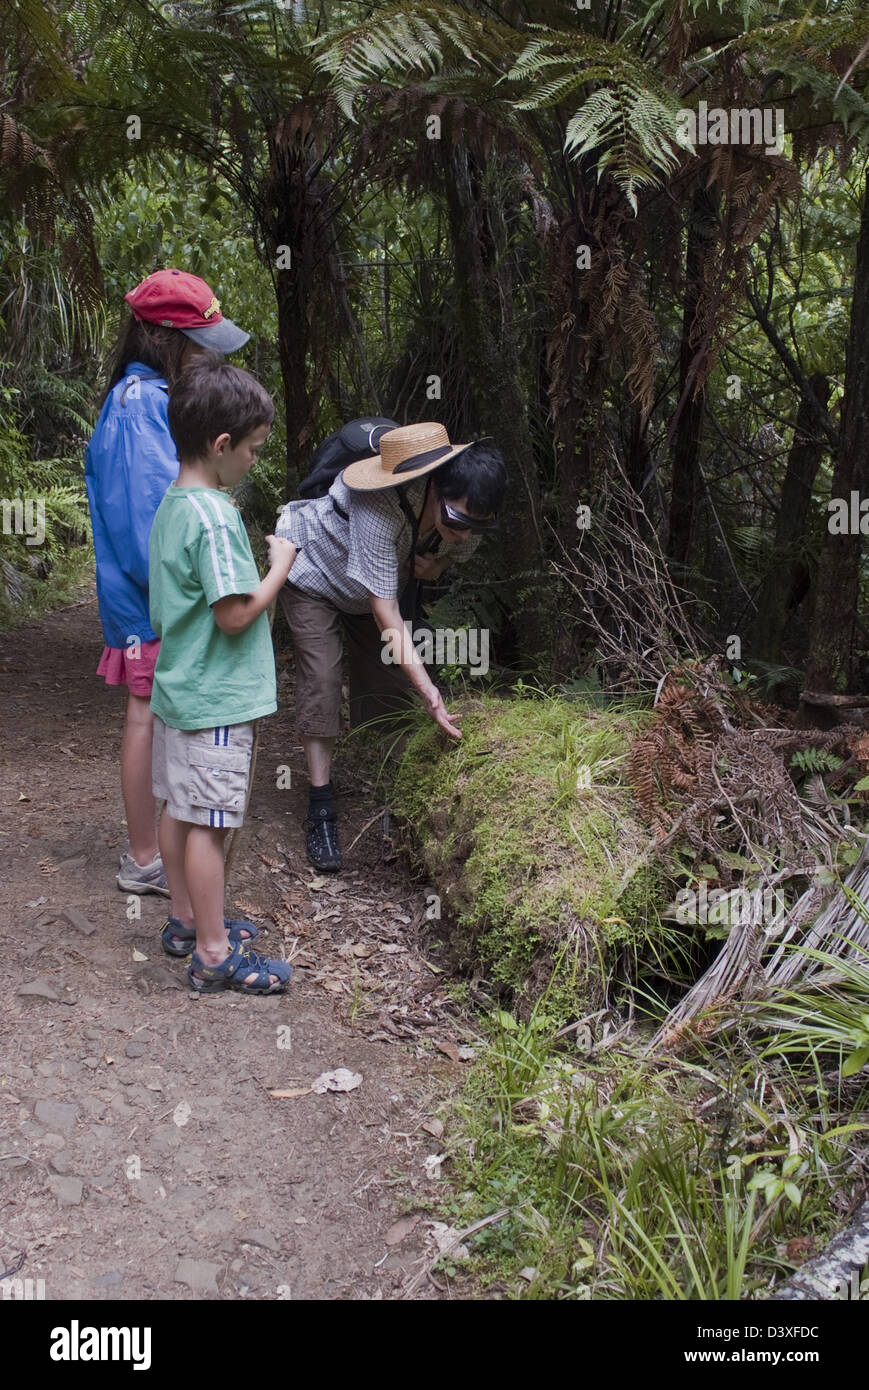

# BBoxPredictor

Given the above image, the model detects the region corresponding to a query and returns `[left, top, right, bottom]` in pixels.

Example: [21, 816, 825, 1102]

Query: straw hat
[341, 422, 473, 492]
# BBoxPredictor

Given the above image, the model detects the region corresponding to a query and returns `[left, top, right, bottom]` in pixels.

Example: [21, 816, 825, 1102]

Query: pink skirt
[97, 640, 160, 698]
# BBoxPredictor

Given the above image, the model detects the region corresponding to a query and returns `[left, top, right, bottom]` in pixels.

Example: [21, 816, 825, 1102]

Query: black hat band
[392, 444, 453, 474]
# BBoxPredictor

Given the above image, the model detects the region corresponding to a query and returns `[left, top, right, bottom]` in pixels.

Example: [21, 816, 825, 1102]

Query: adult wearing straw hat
[275, 421, 507, 871]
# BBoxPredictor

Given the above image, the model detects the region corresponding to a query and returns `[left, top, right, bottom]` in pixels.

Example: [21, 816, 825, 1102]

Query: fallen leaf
[421, 1118, 444, 1139]
[132, 948, 148, 962]
[310, 1068, 362, 1094]
[232, 896, 262, 921]
[381, 943, 406, 955]
[172, 1100, 191, 1127]
[384, 1213, 422, 1246]
[423, 1153, 444, 1179]
[428, 1221, 469, 1259]
[318, 977, 347, 994]
[435, 1041, 460, 1065]
[268, 1087, 312, 1100]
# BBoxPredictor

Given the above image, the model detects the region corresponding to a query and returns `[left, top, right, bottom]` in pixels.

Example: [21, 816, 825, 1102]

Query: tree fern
[312, 3, 512, 118]
[564, 85, 689, 211]
[504, 26, 692, 210]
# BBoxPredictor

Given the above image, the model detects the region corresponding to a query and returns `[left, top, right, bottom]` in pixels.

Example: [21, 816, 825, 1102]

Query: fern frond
[312, 4, 497, 118]
[564, 82, 688, 211]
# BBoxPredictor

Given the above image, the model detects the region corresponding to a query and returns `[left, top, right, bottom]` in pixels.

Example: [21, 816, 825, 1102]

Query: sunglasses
[439, 500, 498, 533]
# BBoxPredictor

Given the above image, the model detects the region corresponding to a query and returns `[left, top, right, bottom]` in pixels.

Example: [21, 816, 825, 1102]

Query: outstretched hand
[425, 686, 462, 740]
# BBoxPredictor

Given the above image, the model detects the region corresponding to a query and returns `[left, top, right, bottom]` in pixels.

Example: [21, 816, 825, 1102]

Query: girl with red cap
[85, 270, 250, 896]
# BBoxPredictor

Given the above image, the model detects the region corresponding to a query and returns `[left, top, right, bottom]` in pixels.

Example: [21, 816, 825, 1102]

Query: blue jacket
[85, 362, 179, 648]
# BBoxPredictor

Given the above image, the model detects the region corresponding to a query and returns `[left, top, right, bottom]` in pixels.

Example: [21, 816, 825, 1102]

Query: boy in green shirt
[149, 354, 297, 993]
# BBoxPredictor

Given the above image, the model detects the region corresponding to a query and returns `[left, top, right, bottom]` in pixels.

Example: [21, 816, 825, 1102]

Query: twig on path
[346, 806, 388, 854]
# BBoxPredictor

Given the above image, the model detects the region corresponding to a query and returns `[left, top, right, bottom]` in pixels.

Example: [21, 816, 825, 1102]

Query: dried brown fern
[629, 658, 858, 868]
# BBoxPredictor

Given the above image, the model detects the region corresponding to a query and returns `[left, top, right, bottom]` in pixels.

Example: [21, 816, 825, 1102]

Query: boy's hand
[266, 534, 297, 576]
[213, 537, 298, 636]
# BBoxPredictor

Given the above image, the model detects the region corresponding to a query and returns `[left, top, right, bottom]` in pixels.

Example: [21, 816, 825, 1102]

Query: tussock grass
[435, 992, 869, 1300]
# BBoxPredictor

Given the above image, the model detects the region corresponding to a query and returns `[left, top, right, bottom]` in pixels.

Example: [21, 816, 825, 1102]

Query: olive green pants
[280, 582, 416, 738]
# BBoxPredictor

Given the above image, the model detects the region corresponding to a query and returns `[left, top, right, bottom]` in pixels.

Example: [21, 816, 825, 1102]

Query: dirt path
[0, 596, 469, 1301]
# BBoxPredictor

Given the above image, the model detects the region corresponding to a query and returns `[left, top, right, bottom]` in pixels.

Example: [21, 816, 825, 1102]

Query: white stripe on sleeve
[186, 494, 226, 600]
[202, 492, 237, 587]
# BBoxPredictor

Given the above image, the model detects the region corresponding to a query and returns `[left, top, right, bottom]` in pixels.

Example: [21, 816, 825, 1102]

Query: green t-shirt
[149, 484, 276, 730]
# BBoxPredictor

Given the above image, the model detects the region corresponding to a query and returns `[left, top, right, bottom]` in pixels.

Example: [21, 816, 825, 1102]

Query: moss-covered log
[391, 693, 677, 1022]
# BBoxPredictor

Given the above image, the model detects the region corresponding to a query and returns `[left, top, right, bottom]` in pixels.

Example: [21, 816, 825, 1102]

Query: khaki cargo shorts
[152, 716, 255, 829]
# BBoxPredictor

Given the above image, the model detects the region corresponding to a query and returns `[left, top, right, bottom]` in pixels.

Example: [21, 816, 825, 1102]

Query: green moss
[391, 693, 675, 1021]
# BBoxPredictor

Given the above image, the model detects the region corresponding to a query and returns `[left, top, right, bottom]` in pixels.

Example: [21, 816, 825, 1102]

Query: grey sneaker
[117, 850, 170, 897]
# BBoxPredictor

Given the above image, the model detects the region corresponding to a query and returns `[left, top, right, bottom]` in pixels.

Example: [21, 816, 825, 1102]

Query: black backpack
[297, 417, 399, 499]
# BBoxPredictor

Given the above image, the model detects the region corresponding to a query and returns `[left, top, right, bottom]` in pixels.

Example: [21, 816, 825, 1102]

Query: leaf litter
[237, 849, 475, 1059]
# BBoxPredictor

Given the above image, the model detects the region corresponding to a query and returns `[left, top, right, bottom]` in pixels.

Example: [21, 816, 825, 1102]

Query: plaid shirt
[275, 474, 481, 615]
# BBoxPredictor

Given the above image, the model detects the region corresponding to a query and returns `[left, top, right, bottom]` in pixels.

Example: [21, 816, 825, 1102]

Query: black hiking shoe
[304, 807, 342, 872]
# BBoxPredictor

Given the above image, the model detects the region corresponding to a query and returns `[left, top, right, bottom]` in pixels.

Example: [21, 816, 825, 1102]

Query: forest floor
[0, 594, 476, 1302]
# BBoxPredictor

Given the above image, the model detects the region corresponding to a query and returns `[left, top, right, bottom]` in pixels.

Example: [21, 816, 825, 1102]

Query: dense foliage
[2, 0, 868, 681]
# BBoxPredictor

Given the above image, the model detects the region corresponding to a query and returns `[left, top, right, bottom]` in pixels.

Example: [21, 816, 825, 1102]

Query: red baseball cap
[124, 269, 249, 353]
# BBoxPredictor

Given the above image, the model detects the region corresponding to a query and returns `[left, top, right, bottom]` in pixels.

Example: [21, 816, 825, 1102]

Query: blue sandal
[160, 915, 260, 959]
[187, 940, 292, 995]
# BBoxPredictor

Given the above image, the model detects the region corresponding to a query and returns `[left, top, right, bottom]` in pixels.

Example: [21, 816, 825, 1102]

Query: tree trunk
[751, 373, 831, 666]
[549, 238, 601, 554]
[440, 141, 543, 663]
[265, 124, 344, 498]
[806, 180, 869, 692]
[667, 184, 718, 567]
[274, 259, 311, 499]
